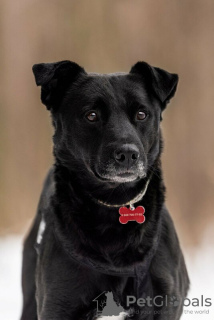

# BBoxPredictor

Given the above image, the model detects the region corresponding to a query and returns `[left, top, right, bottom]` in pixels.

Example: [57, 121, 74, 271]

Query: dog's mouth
[98, 172, 138, 183]
[94, 165, 146, 183]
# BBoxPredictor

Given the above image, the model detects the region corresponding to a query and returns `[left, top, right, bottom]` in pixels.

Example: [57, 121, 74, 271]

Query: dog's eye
[86, 111, 98, 122]
[136, 111, 147, 121]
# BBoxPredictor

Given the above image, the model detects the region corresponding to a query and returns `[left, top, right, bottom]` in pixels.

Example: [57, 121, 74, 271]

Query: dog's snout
[114, 144, 139, 167]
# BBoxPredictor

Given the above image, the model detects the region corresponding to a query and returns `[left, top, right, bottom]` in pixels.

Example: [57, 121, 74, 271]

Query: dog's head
[33, 61, 178, 185]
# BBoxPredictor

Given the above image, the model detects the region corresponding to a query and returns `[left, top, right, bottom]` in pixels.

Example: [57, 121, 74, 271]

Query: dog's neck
[91, 176, 151, 208]
[51, 165, 164, 279]
[51, 158, 165, 277]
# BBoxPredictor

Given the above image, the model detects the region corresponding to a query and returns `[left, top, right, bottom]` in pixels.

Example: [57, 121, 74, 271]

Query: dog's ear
[130, 62, 178, 110]
[32, 60, 86, 111]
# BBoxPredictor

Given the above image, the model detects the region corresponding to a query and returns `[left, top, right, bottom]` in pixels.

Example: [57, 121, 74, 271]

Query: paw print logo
[169, 296, 180, 307]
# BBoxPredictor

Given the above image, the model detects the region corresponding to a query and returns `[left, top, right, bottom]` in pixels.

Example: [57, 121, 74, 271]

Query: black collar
[91, 177, 151, 208]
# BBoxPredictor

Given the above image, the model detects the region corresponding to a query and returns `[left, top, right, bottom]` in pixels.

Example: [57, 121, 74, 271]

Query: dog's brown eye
[136, 111, 147, 121]
[86, 112, 98, 122]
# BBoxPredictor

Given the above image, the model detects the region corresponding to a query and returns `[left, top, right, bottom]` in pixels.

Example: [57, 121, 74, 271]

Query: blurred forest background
[0, 0, 214, 248]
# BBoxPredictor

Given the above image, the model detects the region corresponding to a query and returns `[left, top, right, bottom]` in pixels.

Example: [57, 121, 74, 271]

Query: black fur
[21, 61, 189, 320]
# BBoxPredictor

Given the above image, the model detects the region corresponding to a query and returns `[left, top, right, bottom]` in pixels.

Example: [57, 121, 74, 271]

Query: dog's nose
[114, 144, 139, 167]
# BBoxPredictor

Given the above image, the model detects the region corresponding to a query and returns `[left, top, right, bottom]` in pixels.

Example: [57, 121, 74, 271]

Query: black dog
[21, 61, 189, 320]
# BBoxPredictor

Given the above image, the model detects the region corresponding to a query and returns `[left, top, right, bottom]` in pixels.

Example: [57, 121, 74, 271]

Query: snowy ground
[0, 233, 213, 320]
[0, 236, 23, 320]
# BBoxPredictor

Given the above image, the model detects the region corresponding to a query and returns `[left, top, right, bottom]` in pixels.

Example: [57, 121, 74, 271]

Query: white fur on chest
[36, 218, 46, 245]
[96, 312, 128, 320]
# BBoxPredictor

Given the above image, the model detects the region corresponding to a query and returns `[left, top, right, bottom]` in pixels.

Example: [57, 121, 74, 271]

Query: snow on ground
[0, 235, 23, 320]
[0, 232, 213, 320]
[181, 226, 214, 319]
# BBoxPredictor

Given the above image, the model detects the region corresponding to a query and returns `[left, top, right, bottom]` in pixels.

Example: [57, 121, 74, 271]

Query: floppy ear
[32, 60, 86, 111]
[130, 62, 178, 110]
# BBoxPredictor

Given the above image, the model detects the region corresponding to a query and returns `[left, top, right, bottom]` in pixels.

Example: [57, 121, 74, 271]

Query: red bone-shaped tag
[119, 206, 145, 224]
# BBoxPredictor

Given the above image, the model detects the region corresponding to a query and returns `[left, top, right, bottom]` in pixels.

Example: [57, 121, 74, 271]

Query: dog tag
[119, 206, 145, 224]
